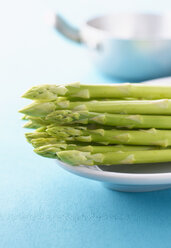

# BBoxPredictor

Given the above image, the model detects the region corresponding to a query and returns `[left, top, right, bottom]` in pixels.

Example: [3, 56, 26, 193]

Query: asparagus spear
[19, 99, 171, 116]
[34, 143, 156, 158]
[35, 126, 47, 132]
[57, 149, 171, 166]
[22, 82, 171, 100]
[25, 128, 68, 144]
[19, 101, 56, 117]
[23, 116, 51, 129]
[34, 144, 75, 158]
[21, 115, 28, 120]
[23, 120, 42, 129]
[46, 125, 171, 147]
[31, 137, 65, 148]
[25, 132, 52, 143]
[46, 110, 171, 129]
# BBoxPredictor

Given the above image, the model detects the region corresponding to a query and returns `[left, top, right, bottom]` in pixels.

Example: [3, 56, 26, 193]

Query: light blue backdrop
[1, 0, 171, 247]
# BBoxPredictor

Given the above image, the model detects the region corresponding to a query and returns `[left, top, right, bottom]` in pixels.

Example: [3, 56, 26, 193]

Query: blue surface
[1, 0, 171, 247]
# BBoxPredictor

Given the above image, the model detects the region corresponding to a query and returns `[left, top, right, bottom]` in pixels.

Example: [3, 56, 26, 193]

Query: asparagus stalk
[22, 82, 171, 100]
[57, 149, 171, 166]
[46, 125, 171, 147]
[46, 110, 171, 129]
[31, 138, 65, 148]
[34, 144, 75, 158]
[19, 101, 56, 117]
[35, 126, 47, 132]
[21, 115, 28, 120]
[25, 130, 68, 144]
[30, 136, 100, 148]
[34, 143, 156, 158]
[23, 120, 42, 129]
[23, 116, 51, 129]
[19, 99, 171, 117]
[25, 132, 52, 143]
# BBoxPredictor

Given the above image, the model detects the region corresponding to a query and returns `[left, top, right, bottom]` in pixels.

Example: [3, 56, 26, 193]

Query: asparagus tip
[57, 150, 104, 166]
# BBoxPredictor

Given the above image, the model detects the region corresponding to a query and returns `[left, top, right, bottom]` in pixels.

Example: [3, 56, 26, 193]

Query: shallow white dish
[58, 77, 171, 192]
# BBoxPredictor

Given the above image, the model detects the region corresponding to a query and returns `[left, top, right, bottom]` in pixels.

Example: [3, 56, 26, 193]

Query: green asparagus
[34, 143, 156, 158]
[25, 132, 52, 143]
[31, 137, 66, 148]
[19, 99, 171, 116]
[23, 116, 51, 129]
[23, 120, 42, 129]
[20, 83, 171, 166]
[46, 125, 171, 147]
[46, 110, 171, 129]
[22, 82, 171, 100]
[58, 149, 171, 166]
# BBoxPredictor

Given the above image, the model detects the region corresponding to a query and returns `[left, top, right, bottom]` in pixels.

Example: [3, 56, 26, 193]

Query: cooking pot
[53, 13, 171, 81]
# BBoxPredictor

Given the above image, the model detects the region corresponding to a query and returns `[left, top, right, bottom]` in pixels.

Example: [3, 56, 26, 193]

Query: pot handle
[52, 13, 82, 43]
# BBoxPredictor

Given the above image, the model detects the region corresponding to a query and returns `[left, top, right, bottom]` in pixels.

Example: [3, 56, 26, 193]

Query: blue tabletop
[1, 0, 171, 247]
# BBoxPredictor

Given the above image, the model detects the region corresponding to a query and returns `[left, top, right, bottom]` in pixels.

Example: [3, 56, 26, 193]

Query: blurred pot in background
[52, 13, 171, 81]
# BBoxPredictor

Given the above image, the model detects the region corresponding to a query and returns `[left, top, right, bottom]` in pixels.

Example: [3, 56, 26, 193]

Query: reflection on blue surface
[1, 0, 171, 247]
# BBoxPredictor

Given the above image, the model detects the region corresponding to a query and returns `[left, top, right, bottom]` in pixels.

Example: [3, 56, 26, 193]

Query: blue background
[1, 0, 171, 247]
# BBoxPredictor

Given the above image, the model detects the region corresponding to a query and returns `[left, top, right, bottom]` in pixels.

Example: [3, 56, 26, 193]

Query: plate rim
[58, 160, 171, 185]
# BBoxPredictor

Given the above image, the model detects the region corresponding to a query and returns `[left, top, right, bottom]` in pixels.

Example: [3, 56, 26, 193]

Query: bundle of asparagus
[20, 82, 171, 166]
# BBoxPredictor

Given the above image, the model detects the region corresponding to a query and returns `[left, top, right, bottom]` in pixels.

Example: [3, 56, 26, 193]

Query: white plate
[58, 77, 171, 192]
